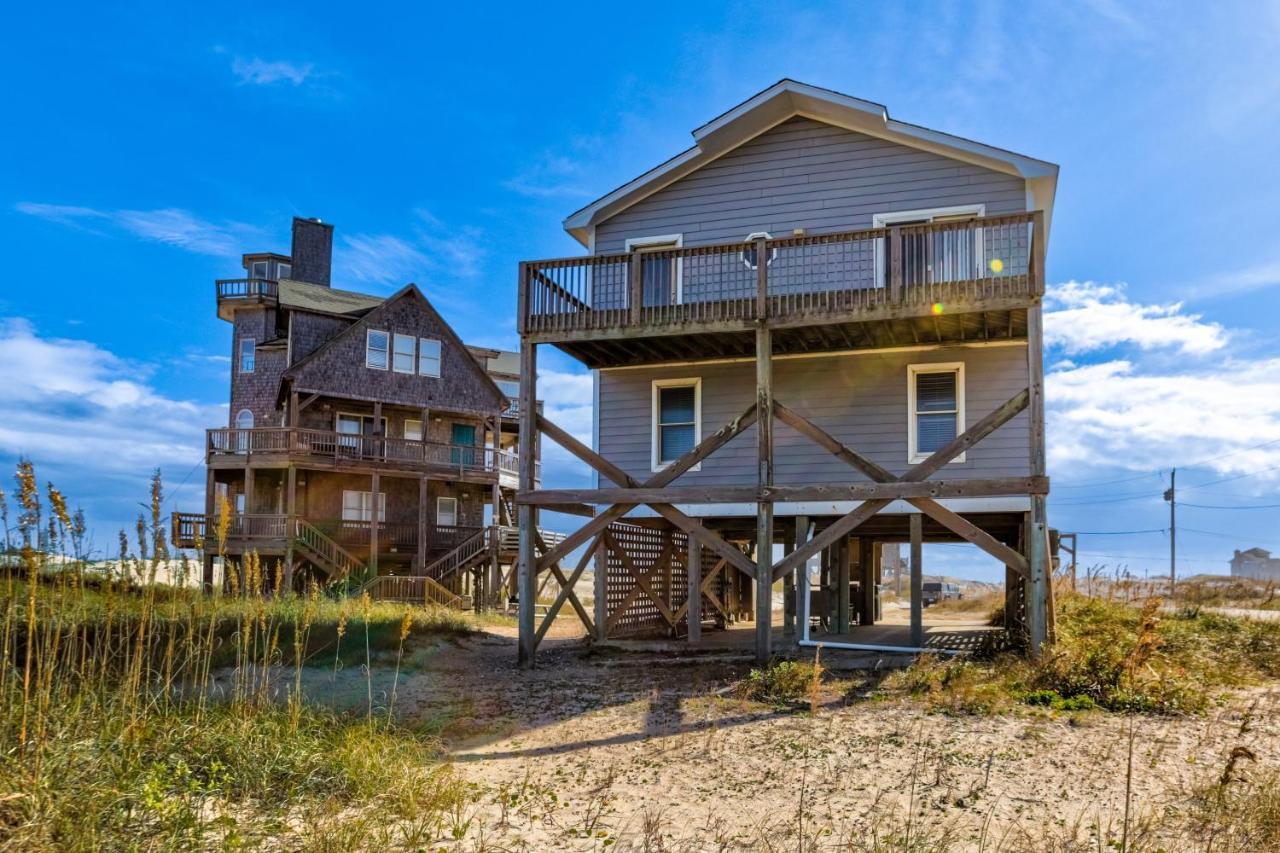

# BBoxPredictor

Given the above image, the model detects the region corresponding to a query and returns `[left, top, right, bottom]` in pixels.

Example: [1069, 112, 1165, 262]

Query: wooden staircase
[422, 525, 495, 583]
[292, 518, 364, 580]
[357, 574, 470, 608]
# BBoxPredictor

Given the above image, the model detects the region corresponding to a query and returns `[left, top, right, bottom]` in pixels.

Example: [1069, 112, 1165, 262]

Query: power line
[1071, 528, 1167, 535]
[1181, 502, 1280, 510]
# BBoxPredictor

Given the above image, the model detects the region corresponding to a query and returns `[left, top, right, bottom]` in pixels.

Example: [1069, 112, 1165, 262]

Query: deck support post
[517, 339, 538, 667]
[417, 476, 428, 572]
[782, 522, 796, 636]
[754, 322, 774, 664]
[202, 467, 216, 594]
[369, 471, 380, 576]
[282, 466, 297, 593]
[490, 411, 502, 609]
[1026, 301, 1049, 653]
[860, 537, 877, 627]
[687, 527, 702, 643]
[836, 536, 851, 633]
[593, 535, 608, 641]
[792, 516, 809, 637]
[910, 513, 924, 648]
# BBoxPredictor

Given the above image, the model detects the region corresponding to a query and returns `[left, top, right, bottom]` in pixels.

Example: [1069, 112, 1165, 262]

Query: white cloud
[1044, 280, 1227, 356]
[1047, 357, 1280, 481]
[16, 202, 259, 259]
[0, 318, 221, 478]
[504, 153, 595, 200]
[231, 56, 314, 86]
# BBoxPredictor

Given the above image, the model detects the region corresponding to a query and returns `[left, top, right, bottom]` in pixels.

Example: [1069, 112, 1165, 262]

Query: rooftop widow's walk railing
[520, 211, 1044, 336]
[216, 278, 279, 301]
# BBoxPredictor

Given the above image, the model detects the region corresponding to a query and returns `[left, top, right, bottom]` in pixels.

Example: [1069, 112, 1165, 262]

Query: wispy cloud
[1188, 260, 1280, 301]
[334, 209, 486, 288]
[15, 202, 261, 259]
[230, 56, 315, 87]
[1044, 280, 1227, 356]
[504, 152, 596, 200]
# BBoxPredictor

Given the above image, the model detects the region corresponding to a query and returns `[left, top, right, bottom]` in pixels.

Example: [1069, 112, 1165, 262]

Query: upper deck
[520, 212, 1044, 368]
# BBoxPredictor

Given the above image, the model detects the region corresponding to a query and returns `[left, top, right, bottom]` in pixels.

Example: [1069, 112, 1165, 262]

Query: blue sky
[3, 1, 1280, 580]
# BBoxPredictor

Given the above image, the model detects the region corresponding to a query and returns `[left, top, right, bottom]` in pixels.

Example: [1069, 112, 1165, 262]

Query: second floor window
[366, 329, 389, 369]
[908, 364, 965, 463]
[341, 490, 386, 523]
[239, 338, 255, 373]
[419, 338, 441, 377]
[393, 333, 416, 373]
[652, 379, 700, 470]
[437, 496, 459, 527]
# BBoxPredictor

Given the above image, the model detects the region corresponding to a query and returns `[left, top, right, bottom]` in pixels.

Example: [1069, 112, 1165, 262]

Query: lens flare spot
[931, 302, 944, 315]
[989, 257, 1005, 273]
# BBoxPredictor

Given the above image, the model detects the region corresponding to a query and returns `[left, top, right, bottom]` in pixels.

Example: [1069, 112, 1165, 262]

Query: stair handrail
[421, 524, 493, 581]
[357, 573, 468, 609]
[292, 518, 364, 579]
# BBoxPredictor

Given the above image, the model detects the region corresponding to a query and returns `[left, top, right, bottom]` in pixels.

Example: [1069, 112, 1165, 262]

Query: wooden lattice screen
[602, 523, 733, 638]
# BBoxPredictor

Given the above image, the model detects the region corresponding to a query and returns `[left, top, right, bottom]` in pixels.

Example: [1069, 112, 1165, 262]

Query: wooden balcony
[519, 212, 1045, 367]
[205, 427, 534, 486]
[216, 278, 278, 320]
[171, 512, 484, 553]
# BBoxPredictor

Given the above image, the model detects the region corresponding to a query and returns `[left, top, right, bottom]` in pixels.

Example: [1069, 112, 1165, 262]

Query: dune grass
[884, 592, 1280, 715]
[0, 462, 475, 849]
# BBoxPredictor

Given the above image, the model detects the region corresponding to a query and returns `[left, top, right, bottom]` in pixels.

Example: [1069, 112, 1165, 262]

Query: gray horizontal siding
[594, 116, 1026, 253]
[597, 345, 1031, 487]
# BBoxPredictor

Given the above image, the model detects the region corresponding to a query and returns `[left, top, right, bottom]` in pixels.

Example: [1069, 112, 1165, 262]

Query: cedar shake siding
[597, 345, 1031, 487]
[289, 312, 352, 364]
[593, 116, 1027, 253]
[285, 288, 505, 416]
[230, 308, 286, 426]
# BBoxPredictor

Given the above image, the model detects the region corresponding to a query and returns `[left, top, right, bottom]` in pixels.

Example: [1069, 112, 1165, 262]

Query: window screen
[657, 385, 697, 463]
[914, 371, 958, 453]
[366, 330, 389, 369]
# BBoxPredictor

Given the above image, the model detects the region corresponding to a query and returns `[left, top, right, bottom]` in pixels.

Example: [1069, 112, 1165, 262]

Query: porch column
[910, 513, 924, 648]
[490, 411, 502, 609]
[754, 322, 774, 664]
[369, 471, 380, 575]
[593, 535, 608, 641]
[417, 476, 428, 572]
[517, 339, 538, 666]
[782, 523, 796, 636]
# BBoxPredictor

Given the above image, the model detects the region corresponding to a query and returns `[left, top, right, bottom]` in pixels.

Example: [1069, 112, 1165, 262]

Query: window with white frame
[873, 205, 985, 287]
[366, 329, 389, 369]
[235, 409, 254, 430]
[249, 260, 269, 279]
[392, 333, 416, 373]
[907, 363, 965, 463]
[740, 231, 777, 270]
[652, 378, 700, 470]
[341, 490, 386, 522]
[418, 337, 441, 377]
[404, 419, 423, 441]
[277, 262, 292, 280]
[626, 234, 683, 307]
[239, 337, 255, 373]
[436, 496, 459, 527]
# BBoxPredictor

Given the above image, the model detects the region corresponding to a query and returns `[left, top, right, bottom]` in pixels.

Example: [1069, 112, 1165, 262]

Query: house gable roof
[281, 283, 507, 414]
[563, 79, 1059, 247]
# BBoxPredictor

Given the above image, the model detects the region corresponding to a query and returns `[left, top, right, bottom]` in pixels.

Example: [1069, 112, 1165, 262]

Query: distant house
[1230, 548, 1280, 581]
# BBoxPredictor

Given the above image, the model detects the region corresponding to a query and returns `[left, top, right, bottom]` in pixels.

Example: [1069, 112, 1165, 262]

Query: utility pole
[1163, 468, 1176, 600]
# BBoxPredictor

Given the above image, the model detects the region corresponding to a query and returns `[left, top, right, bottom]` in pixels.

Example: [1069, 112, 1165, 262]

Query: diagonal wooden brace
[534, 534, 599, 647]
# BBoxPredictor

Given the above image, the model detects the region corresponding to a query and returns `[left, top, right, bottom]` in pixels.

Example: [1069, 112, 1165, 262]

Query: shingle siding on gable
[229, 308, 285, 427]
[593, 116, 1027, 253]
[290, 312, 352, 365]
[288, 292, 503, 415]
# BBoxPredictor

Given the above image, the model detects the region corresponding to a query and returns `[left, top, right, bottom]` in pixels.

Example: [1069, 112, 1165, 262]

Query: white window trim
[335, 411, 387, 434]
[277, 262, 292, 280]
[418, 337, 442, 377]
[392, 332, 416, 374]
[239, 337, 255, 374]
[365, 328, 389, 370]
[342, 489, 386, 523]
[872, 204, 986, 287]
[436, 496, 459, 527]
[907, 362, 966, 464]
[235, 408, 254, 429]
[740, 231, 777, 270]
[651, 377, 702, 472]
[625, 233, 684, 305]
[404, 418, 423, 441]
[249, 260, 269, 279]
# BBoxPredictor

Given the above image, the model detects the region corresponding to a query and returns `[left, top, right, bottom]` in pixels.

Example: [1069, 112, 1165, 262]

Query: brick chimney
[290, 217, 333, 287]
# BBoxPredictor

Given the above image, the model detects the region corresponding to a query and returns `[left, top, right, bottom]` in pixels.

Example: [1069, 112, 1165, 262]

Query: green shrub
[739, 660, 821, 706]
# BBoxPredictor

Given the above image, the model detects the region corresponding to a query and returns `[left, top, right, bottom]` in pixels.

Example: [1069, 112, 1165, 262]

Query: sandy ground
[289, 611, 1280, 852]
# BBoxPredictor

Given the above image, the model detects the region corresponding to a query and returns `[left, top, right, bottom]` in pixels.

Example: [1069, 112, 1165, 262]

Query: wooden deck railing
[359, 574, 470, 609]
[216, 278, 278, 301]
[519, 212, 1044, 339]
[205, 427, 532, 479]
[171, 512, 486, 553]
